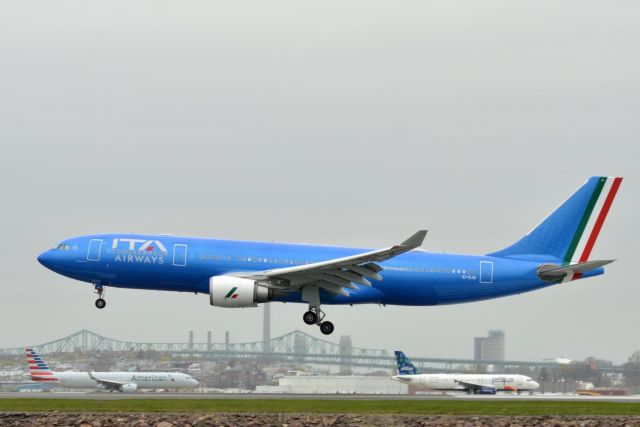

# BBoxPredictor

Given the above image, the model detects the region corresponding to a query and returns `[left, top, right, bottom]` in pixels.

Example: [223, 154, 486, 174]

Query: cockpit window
[52, 243, 71, 251]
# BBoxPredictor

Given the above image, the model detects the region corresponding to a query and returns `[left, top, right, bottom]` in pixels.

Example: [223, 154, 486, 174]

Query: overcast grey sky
[1, 1, 638, 364]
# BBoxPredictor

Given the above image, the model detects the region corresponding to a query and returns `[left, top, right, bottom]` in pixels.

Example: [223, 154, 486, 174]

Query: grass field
[0, 399, 639, 415]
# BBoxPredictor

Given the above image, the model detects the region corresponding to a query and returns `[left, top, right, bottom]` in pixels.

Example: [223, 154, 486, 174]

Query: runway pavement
[1, 392, 639, 402]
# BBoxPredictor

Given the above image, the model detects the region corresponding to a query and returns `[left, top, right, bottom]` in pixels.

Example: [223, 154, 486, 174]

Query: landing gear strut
[302, 306, 334, 335]
[94, 284, 106, 309]
[301, 286, 335, 335]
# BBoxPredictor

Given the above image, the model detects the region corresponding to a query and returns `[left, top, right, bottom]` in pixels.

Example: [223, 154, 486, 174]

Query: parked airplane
[37, 176, 622, 335]
[391, 351, 539, 394]
[24, 348, 199, 392]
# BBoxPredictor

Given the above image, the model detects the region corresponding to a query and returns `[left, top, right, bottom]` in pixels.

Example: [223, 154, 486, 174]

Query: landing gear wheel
[303, 311, 317, 325]
[319, 321, 334, 335]
[94, 284, 106, 309]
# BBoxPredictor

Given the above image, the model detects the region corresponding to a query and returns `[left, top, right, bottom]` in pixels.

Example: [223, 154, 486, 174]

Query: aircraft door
[173, 244, 187, 266]
[87, 239, 103, 262]
[480, 261, 493, 284]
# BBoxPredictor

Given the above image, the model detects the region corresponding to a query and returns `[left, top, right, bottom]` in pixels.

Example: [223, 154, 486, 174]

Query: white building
[255, 375, 408, 394]
[474, 330, 505, 361]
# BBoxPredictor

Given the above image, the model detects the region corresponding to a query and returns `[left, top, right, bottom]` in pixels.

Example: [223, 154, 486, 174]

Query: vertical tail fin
[489, 176, 622, 263]
[24, 348, 57, 382]
[394, 350, 420, 375]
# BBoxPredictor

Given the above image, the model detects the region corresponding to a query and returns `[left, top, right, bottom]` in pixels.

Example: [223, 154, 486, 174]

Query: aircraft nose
[533, 381, 540, 389]
[37, 251, 53, 268]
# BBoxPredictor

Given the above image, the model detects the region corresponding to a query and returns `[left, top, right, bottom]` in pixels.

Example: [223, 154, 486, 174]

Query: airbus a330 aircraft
[391, 351, 539, 394]
[38, 176, 622, 335]
[24, 348, 199, 392]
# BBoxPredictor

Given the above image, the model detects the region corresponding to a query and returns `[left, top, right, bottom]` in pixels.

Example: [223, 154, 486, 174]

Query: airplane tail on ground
[489, 176, 622, 266]
[24, 348, 57, 382]
[394, 350, 420, 375]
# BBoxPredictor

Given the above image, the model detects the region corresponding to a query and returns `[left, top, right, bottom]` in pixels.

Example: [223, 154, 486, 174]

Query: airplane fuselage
[391, 373, 539, 393]
[54, 371, 197, 390]
[37, 233, 599, 306]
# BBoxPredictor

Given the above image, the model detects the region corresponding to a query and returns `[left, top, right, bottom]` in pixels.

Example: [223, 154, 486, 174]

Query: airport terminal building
[256, 375, 408, 394]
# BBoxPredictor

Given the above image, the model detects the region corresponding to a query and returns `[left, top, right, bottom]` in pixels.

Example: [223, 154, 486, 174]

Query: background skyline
[1, 1, 638, 364]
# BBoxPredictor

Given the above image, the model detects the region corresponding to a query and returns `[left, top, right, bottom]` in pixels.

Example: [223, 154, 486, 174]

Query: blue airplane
[38, 176, 622, 335]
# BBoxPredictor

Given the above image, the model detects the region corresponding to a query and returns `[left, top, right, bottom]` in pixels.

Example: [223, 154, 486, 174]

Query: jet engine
[120, 383, 138, 393]
[209, 276, 273, 307]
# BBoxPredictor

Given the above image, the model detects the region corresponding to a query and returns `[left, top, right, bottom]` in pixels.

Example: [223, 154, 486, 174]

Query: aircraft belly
[102, 268, 211, 293]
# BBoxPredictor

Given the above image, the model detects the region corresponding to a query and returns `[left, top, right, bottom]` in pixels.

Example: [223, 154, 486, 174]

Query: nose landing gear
[94, 284, 106, 309]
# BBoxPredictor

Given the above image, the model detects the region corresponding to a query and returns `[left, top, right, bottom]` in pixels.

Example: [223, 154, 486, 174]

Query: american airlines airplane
[391, 351, 540, 394]
[24, 348, 199, 392]
[37, 176, 621, 335]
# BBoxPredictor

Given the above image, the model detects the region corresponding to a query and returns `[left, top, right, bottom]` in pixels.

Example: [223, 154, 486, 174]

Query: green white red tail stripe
[563, 176, 622, 266]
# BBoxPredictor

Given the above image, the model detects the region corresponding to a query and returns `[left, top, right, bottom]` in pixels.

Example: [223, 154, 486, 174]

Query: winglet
[401, 230, 428, 249]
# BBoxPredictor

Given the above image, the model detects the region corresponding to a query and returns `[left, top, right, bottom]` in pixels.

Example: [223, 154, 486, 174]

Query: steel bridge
[0, 329, 625, 373]
[0, 329, 387, 364]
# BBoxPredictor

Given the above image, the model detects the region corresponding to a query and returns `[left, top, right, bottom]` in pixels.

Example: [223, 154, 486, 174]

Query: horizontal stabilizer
[537, 260, 614, 281]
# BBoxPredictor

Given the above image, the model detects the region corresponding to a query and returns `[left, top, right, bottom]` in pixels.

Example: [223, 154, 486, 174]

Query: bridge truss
[0, 329, 625, 374]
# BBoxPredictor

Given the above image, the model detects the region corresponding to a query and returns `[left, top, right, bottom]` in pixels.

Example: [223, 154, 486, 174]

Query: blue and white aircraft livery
[24, 348, 198, 392]
[38, 176, 622, 335]
[392, 351, 539, 394]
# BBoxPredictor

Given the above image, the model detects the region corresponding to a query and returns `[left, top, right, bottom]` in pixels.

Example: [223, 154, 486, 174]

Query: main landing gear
[94, 284, 106, 309]
[303, 306, 334, 335]
[300, 285, 334, 335]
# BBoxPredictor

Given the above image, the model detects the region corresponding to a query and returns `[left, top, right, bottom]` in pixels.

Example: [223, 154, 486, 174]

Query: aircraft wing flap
[243, 230, 427, 295]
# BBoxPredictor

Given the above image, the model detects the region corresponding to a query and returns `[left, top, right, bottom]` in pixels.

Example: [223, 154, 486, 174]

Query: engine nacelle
[209, 276, 272, 308]
[120, 383, 137, 393]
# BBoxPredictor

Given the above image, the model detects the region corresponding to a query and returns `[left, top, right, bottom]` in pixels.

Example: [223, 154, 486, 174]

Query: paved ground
[1, 392, 639, 402]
